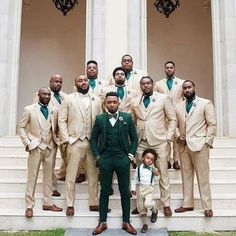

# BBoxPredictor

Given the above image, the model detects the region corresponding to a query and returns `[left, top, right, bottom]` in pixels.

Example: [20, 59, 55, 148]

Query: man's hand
[177, 135, 186, 144]
[152, 168, 159, 176]
[95, 156, 100, 168]
[131, 190, 136, 196]
[61, 142, 68, 153]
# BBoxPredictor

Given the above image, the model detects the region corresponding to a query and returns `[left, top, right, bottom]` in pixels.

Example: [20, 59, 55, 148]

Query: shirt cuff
[128, 153, 134, 161]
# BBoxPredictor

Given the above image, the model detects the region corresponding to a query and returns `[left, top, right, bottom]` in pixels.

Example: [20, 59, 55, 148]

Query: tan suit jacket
[59, 92, 102, 145]
[89, 78, 110, 98]
[175, 96, 216, 152]
[102, 85, 138, 113]
[17, 103, 58, 151]
[131, 92, 177, 146]
[155, 77, 184, 107]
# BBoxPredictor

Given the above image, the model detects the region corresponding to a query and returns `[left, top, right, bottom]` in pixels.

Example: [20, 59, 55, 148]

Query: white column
[0, 0, 22, 136]
[211, 0, 236, 137]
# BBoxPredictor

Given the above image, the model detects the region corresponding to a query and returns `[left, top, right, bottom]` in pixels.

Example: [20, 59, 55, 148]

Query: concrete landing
[64, 227, 168, 236]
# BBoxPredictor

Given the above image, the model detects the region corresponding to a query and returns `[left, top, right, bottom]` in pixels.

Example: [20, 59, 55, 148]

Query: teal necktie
[40, 105, 49, 119]
[89, 79, 96, 90]
[143, 95, 151, 108]
[186, 100, 193, 113]
[126, 71, 131, 81]
[54, 92, 61, 104]
[117, 86, 125, 100]
[166, 78, 173, 91]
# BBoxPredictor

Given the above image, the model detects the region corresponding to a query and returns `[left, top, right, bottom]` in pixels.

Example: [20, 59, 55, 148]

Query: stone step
[0, 166, 235, 180]
[0, 208, 235, 231]
[0, 193, 235, 210]
[0, 178, 235, 194]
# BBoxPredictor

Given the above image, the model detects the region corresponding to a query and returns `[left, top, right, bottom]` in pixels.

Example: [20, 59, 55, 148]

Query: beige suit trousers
[180, 144, 212, 210]
[65, 138, 98, 207]
[136, 140, 170, 207]
[167, 135, 180, 162]
[25, 147, 54, 208]
[136, 184, 156, 215]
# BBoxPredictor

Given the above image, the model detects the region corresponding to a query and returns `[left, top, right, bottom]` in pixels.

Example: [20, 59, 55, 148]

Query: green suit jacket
[90, 111, 138, 158]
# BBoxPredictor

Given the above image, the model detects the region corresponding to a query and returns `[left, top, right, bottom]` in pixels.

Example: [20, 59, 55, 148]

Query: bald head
[49, 74, 63, 92]
[38, 87, 51, 105]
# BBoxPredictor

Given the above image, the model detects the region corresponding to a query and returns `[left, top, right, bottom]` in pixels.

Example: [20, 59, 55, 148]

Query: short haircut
[121, 54, 133, 61]
[106, 91, 119, 98]
[140, 76, 154, 84]
[142, 148, 158, 161]
[87, 60, 98, 66]
[183, 80, 195, 87]
[112, 67, 127, 78]
[164, 61, 175, 67]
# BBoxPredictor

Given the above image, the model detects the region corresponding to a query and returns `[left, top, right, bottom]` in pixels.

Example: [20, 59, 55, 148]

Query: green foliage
[0, 229, 64, 236]
[170, 232, 236, 236]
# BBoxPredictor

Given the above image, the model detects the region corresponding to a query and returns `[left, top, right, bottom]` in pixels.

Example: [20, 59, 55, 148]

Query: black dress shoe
[52, 190, 61, 197]
[76, 173, 86, 183]
[140, 224, 148, 233]
[151, 210, 158, 223]
[204, 209, 213, 217]
[167, 161, 171, 169]
[66, 206, 74, 216]
[131, 207, 139, 214]
[173, 161, 181, 170]
[92, 222, 107, 235]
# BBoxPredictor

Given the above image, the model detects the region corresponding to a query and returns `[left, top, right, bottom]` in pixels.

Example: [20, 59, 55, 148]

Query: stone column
[211, 0, 236, 137]
[0, 0, 22, 136]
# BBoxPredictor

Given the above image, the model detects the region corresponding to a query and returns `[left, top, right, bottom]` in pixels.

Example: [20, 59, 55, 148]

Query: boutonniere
[174, 81, 178, 85]
[119, 116, 123, 121]
[127, 90, 130, 94]
[98, 81, 101, 85]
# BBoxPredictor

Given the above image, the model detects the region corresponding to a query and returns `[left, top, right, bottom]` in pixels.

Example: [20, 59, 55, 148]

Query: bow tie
[143, 165, 152, 170]
[108, 113, 118, 119]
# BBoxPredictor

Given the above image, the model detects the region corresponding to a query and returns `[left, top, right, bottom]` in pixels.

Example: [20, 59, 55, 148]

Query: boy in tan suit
[18, 88, 63, 218]
[155, 61, 184, 170]
[131, 76, 177, 217]
[59, 75, 103, 216]
[175, 80, 216, 217]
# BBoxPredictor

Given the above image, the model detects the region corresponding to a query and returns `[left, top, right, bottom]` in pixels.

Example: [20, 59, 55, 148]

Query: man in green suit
[91, 92, 138, 235]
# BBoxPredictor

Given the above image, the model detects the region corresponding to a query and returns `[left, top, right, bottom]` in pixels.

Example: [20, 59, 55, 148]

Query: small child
[131, 148, 159, 233]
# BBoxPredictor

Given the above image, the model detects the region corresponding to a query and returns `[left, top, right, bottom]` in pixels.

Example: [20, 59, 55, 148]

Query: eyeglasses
[122, 59, 133, 63]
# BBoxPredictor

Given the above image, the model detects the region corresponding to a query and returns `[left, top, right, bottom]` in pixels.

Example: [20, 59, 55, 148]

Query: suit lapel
[75, 92, 86, 119]
[34, 104, 44, 128]
[186, 97, 199, 120]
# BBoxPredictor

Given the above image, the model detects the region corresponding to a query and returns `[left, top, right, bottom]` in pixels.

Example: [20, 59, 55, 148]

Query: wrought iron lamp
[52, 0, 78, 16]
[154, 0, 180, 18]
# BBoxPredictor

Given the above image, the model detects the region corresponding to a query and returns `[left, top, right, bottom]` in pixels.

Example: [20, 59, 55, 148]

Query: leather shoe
[175, 207, 194, 213]
[151, 210, 158, 223]
[52, 190, 61, 197]
[131, 207, 139, 214]
[66, 206, 74, 216]
[122, 222, 137, 235]
[167, 161, 171, 169]
[76, 173, 86, 183]
[140, 224, 148, 233]
[173, 161, 181, 170]
[92, 222, 107, 235]
[89, 205, 111, 213]
[58, 176, 65, 181]
[163, 206, 172, 217]
[25, 208, 33, 218]
[43, 204, 63, 211]
[205, 209, 213, 217]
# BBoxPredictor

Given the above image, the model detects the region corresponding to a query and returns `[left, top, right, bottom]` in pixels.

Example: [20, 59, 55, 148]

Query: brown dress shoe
[90, 205, 99, 211]
[76, 173, 86, 183]
[58, 176, 65, 181]
[25, 208, 33, 218]
[122, 222, 137, 235]
[163, 206, 172, 217]
[140, 224, 148, 233]
[43, 204, 63, 212]
[167, 161, 172, 169]
[151, 210, 158, 223]
[205, 209, 213, 217]
[66, 206, 74, 216]
[175, 207, 194, 213]
[173, 161, 181, 170]
[92, 222, 107, 235]
[131, 207, 139, 214]
[52, 190, 61, 197]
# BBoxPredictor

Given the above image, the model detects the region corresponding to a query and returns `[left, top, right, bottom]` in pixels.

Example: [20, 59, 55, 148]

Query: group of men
[17, 54, 216, 235]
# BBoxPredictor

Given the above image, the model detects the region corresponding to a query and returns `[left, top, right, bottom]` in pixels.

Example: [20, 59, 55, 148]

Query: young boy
[131, 148, 159, 233]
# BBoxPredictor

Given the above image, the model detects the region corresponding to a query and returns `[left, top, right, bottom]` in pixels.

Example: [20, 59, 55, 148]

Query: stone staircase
[0, 136, 236, 231]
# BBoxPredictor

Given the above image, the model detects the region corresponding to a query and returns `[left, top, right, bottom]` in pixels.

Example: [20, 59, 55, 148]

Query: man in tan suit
[107, 54, 147, 93]
[18, 88, 63, 218]
[102, 67, 137, 113]
[131, 76, 177, 217]
[155, 61, 185, 170]
[59, 75, 103, 216]
[175, 80, 216, 217]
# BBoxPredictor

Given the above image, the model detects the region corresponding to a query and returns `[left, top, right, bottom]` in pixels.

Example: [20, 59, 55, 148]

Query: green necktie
[54, 92, 61, 104]
[143, 165, 152, 170]
[117, 86, 125, 100]
[126, 71, 131, 81]
[186, 100, 193, 113]
[89, 79, 96, 90]
[40, 105, 49, 120]
[166, 78, 173, 91]
[143, 95, 151, 108]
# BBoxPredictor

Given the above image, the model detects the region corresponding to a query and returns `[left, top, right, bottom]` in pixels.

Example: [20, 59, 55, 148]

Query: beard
[184, 90, 195, 100]
[77, 86, 89, 94]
